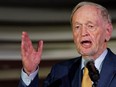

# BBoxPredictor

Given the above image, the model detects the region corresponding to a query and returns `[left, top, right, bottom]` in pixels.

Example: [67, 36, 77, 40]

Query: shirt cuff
[21, 68, 39, 86]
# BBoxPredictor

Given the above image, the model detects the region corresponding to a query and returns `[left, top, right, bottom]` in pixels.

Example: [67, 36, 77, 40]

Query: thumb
[37, 40, 43, 55]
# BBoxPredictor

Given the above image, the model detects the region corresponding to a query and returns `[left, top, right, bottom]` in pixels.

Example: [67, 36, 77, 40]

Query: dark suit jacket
[19, 48, 116, 87]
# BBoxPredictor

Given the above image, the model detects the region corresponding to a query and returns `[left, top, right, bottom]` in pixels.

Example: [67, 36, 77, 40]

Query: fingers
[23, 32, 33, 50]
[21, 32, 26, 58]
[21, 32, 43, 58]
[21, 32, 33, 59]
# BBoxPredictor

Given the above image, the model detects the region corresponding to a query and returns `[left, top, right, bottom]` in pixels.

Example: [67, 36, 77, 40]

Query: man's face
[72, 5, 112, 59]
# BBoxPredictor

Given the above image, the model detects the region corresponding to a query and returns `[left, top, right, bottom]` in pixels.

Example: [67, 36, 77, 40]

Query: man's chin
[79, 51, 94, 57]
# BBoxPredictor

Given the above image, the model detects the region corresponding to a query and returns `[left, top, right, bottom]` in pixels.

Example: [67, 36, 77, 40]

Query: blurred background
[0, 0, 116, 87]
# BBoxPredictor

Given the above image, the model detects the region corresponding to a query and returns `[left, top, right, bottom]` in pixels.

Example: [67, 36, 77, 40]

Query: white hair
[70, 1, 112, 24]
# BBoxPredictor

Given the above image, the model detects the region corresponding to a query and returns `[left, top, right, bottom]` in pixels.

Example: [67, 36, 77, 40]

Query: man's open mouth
[81, 40, 92, 48]
[81, 40, 92, 44]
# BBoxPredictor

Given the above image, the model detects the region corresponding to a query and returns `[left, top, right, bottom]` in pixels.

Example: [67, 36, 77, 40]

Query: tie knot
[83, 67, 89, 75]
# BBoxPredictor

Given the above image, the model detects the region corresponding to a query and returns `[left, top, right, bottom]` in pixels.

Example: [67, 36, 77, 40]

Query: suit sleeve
[18, 64, 65, 87]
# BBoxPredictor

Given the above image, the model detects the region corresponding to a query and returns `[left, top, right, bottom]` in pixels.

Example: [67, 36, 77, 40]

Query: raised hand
[21, 32, 43, 75]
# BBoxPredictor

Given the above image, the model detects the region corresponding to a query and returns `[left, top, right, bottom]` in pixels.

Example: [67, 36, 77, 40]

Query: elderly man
[19, 1, 116, 87]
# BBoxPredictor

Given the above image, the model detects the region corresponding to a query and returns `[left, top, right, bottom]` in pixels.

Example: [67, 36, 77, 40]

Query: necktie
[82, 67, 92, 87]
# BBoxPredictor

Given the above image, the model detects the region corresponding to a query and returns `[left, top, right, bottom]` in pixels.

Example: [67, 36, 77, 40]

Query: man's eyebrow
[86, 21, 94, 24]
[74, 21, 96, 26]
[85, 21, 95, 25]
[74, 22, 82, 25]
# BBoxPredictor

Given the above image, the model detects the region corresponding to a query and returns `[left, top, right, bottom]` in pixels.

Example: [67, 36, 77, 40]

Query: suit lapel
[68, 57, 82, 87]
[97, 49, 116, 87]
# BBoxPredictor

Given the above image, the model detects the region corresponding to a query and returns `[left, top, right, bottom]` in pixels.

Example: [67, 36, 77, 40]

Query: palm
[21, 32, 43, 75]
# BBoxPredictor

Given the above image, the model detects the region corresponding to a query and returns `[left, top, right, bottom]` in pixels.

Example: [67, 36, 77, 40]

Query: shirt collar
[81, 49, 108, 72]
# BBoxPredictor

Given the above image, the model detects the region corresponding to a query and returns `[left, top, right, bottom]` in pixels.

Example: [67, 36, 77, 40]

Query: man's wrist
[21, 67, 39, 86]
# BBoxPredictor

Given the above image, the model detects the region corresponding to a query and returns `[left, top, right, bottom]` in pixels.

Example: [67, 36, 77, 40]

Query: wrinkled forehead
[72, 5, 103, 21]
[71, 5, 107, 28]
[75, 5, 101, 16]
[71, 2, 111, 24]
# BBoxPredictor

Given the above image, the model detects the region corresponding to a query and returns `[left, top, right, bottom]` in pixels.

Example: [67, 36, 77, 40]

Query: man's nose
[81, 26, 89, 36]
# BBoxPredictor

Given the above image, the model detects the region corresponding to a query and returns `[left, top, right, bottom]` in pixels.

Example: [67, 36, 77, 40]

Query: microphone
[84, 59, 100, 83]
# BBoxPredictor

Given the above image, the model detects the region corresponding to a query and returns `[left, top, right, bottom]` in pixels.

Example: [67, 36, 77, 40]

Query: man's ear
[105, 23, 113, 41]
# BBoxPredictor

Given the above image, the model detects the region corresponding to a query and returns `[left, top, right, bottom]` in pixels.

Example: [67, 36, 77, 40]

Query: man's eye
[87, 24, 96, 31]
[88, 25, 94, 28]
[76, 26, 80, 29]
